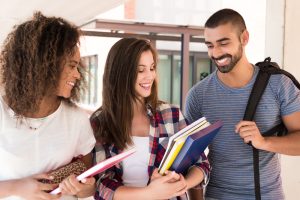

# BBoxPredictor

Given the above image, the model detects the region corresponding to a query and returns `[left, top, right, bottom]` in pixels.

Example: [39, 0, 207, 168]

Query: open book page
[174, 121, 210, 143]
[167, 117, 207, 147]
[50, 148, 136, 195]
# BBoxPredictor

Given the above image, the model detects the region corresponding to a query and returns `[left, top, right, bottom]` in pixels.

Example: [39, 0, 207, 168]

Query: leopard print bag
[40, 159, 87, 184]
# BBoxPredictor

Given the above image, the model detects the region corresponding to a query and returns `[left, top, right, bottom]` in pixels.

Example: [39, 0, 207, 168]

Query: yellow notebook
[159, 138, 186, 174]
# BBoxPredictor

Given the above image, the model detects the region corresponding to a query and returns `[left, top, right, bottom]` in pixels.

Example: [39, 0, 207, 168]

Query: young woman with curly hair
[90, 38, 211, 200]
[0, 12, 95, 200]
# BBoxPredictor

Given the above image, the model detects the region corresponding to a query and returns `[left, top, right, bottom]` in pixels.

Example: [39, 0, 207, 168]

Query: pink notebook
[50, 148, 136, 194]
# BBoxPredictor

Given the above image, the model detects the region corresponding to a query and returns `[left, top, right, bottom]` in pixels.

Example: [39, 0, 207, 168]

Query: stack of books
[158, 117, 223, 175]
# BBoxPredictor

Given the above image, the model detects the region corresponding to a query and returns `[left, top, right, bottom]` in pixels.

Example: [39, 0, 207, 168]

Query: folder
[50, 148, 136, 194]
[170, 120, 223, 174]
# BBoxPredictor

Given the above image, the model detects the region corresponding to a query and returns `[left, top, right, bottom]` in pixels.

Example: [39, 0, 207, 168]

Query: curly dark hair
[0, 11, 85, 117]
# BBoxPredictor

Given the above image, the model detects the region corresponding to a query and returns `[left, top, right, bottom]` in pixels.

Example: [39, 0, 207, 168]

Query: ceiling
[0, 0, 124, 44]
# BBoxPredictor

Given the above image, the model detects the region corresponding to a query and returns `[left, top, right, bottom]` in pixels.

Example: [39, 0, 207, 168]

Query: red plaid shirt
[90, 103, 211, 200]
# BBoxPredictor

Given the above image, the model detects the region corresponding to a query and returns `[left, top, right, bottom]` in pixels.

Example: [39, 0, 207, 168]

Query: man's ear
[240, 30, 249, 46]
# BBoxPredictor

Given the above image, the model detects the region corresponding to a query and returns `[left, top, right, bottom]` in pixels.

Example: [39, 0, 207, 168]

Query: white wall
[281, 1, 300, 200]
[265, 0, 285, 65]
[79, 4, 125, 108]
[80, 36, 120, 108]
[284, 0, 300, 79]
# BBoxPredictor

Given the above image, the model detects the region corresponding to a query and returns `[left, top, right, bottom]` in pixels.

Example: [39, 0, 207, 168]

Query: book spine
[170, 138, 193, 173]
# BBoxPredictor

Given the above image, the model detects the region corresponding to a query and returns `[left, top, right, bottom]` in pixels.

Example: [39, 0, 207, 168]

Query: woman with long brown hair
[0, 12, 95, 199]
[90, 38, 210, 200]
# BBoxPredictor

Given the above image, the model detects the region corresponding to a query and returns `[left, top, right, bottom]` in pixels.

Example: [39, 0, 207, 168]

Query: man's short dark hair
[205, 8, 247, 35]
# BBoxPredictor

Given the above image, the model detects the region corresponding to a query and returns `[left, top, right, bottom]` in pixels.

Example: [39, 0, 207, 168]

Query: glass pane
[172, 55, 181, 106]
[188, 56, 212, 88]
[195, 58, 211, 83]
[157, 55, 171, 102]
[80, 55, 98, 106]
[89, 55, 98, 106]
[189, 56, 194, 89]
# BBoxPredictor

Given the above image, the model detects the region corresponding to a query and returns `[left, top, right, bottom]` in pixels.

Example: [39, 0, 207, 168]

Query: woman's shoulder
[155, 102, 183, 120]
[154, 102, 187, 130]
[61, 102, 91, 119]
[89, 107, 102, 122]
[156, 102, 180, 112]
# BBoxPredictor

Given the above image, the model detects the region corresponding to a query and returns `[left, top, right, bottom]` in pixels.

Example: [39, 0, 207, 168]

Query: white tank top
[122, 136, 150, 187]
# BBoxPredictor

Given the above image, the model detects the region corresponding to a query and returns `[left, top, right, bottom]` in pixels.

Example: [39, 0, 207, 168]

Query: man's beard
[212, 44, 243, 73]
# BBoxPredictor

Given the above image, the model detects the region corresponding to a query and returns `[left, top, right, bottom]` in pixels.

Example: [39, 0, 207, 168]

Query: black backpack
[243, 57, 300, 200]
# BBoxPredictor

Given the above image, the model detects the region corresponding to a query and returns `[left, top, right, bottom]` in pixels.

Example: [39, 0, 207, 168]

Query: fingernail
[49, 176, 54, 179]
[81, 178, 86, 183]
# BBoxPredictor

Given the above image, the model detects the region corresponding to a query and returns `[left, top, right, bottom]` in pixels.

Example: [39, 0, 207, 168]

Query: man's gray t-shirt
[185, 65, 300, 200]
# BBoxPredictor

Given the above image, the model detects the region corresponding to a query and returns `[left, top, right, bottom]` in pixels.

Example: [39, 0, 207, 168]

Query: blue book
[170, 120, 223, 174]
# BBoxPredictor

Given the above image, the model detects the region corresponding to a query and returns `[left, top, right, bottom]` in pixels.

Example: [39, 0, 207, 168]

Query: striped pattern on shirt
[185, 65, 300, 200]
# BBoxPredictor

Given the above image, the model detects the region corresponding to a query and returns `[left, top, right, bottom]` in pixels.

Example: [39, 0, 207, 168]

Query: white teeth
[139, 83, 152, 91]
[67, 81, 75, 86]
[216, 57, 228, 64]
[140, 83, 151, 87]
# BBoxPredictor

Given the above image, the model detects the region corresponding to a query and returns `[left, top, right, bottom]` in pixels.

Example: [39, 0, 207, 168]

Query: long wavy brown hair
[0, 12, 84, 117]
[93, 38, 159, 150]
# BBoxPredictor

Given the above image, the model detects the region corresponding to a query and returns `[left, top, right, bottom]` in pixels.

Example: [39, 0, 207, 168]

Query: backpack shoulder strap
[244, 57, 273, 200]
[245, 57, 299, 200]
[249, 57, 300, 121]
[254, 57, 299, 137]
[243, 58, 272, 121]
[257, 57, 300, 89]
